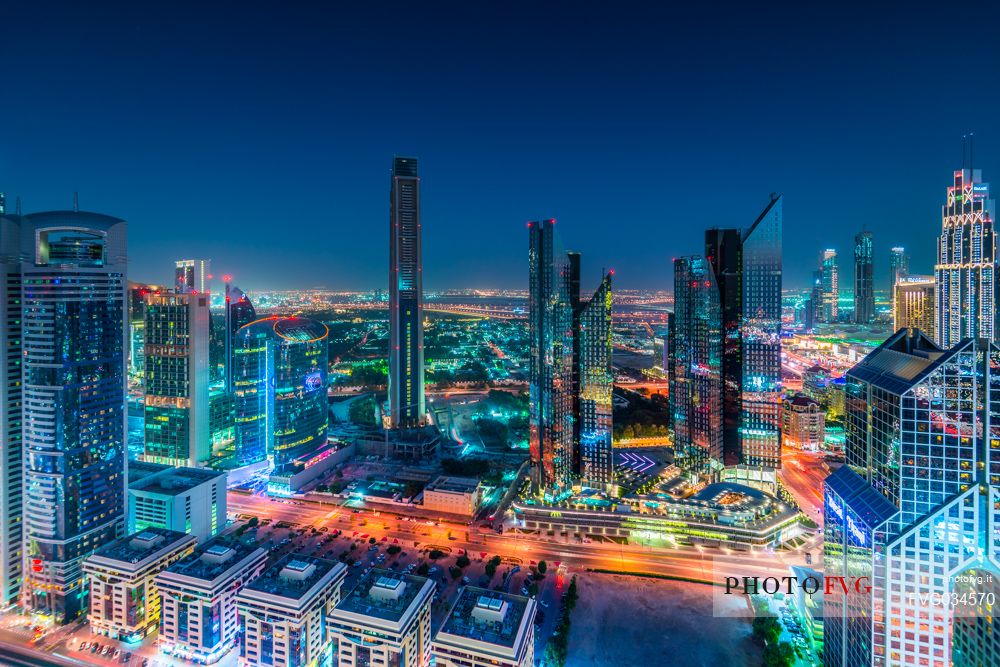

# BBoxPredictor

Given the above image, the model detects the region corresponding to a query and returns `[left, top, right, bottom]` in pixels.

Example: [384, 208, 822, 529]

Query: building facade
[83, 528, 196, 642]
[432, 588, 537, 667]
[157, 538, 268, 664]
[853, 231, 874, 324]
[669, 256, 723, 469]
[705, 227, 743, 464]
[422, 476, 483, 517]
[128, 464, 227, 545]
[893, 276, 935, 339]
[238, 556, 347, 667]
[328, 569, 434, 667]
[18, 210, 129, 622]
[388, 156, 426, 429]
[888, 247, 908, 291]
[233, 316, 329, 467]
[935, 168, 997, 348]
[821, 249, 839, 323]
[781, 394, 825, 452]
[224, 283, 256, 392]
[575, 271, 614, 489]
[175, 259, 210, 294]
[143, 291, 211, 466]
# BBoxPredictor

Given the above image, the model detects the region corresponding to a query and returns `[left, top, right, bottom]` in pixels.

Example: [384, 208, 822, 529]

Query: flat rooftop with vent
[433, 587, 537, 667]
[161, 538, 266, 584]
[240, 555, 346, 607]
[85, 528, 196, 573]
[127, 463, 228, 544]
[334, 569, 433, 623]
[129, 465, 225, 496]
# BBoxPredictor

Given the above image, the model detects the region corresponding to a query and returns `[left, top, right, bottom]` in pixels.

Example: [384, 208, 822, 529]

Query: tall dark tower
[854, 230, 874, 324]
[705, 227, 742, 465]
[388, 157, 425, 429]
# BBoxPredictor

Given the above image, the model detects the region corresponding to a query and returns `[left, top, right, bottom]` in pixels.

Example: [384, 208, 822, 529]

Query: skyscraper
[669, 256, 723, 469]
[853, 231, 874, 324]
[175, 259, 210, 294]
[935, 167, 997, 348]
[820, 249, 839, 323]
[233, 316, 329, 468]
[224, 281, 256, 392]
[893, 275, 935, 339]
[739, 195, 783, 469]
[825, 330, 1000, 667]
[705, 228, 742, 464]
[888, 246, 908, 290]
[575, 271, 614, 490]
[388, 157, 425, 429]
[19, 209, 128, 622]
[142, 292, 211, 467]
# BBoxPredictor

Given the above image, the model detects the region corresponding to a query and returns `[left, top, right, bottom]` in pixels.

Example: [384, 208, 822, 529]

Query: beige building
[83, 528, 196, 642]
[432, 587, 537, 667]
[781, 394, 825, 452]
[422, 476, 483, 517]
[894, 276, 935, 339]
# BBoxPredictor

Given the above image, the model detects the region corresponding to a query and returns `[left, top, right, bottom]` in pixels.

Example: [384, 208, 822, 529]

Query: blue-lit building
[233, 316, 329, 468]
[824, 329, 1000, 667]
[853, 231, 874, 324]
[1, 209, 129, 622]
[224, 282, 256, 392]
[575, 270, 614, 490]
[669, 256, 723, 469]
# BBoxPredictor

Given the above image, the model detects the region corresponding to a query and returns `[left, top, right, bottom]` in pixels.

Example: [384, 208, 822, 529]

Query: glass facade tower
[388, 157, 425, 429]
[821, 249, 839, 323]
[18, 210, 128, 622]
[175, 259, 210, 294]
[854, 231, 874, 324]
[705, 228, 743, 465]
[233, 316, 329, 468]
[575, 271, 614, 490]
[935, 168, 997, 348]
[669, 256, 723, 469]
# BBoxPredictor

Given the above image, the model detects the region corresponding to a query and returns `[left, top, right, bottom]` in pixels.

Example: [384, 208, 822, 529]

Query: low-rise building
[781, 394, 825, 452]
[237, 556, 347, 667]
[83, 528, 197, 642]
[328, 569, 435, 667]
[157, 538, 268, 664]
[129, 464, 227, 544]
[432, 587, 536, 667]
[422, 476, 483, 517]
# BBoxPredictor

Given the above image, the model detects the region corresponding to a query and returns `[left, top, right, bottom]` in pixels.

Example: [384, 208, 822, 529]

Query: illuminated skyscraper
[223, 281, 256, 392]
[893, 275, 935, 339]
[935, 167, 997, 348]
[19, 210, 128, 622]
[826, 330, 1000, 667]
[853, 231, 874, 324]
[575, 271, 614, 490]
[888, 246, 908, 290]
[175, 258, 210, 294]
[739, 195, 783, 469]
[233, 316, 329, 467]
[388, 157, 425, 429]
[669, 256, 723, 469]
[142, 292, 211, 467]
[820, 249, 839, 323]
[705, 228, 742, 464]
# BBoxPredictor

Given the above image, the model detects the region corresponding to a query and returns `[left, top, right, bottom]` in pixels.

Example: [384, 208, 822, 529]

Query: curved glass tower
[233, 316, 329, 467]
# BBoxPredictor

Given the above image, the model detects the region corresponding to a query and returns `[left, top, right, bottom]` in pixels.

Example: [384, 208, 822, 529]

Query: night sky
[2, 2, 998, 291]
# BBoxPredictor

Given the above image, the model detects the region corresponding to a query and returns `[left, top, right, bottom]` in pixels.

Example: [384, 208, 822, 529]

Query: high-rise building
[18, 209, 128, 622]
[853, 231, 874, 324]
[175, 258, 210, 294]
[705, 227, 743, 464]
[127, 281, 162, 378]
[893, 275, 935, 338]
[888, 246, 908, 290]
[935, 167, 997, 348]
[224, 282, 256, 392]
[825, 330, 1000, 667]
[669, 256, 723, 469]
[127, 463, 227, 544]
[388, 157, 425, 429]
[143, 292, 211, 467]
[432, 588, 537, 667]
[528, 222, 615, 494]
[820, 250, 839, 323]
[233, 316, 329, 467]
[328, 569, 434, 667]
[739, 195, 783, 469]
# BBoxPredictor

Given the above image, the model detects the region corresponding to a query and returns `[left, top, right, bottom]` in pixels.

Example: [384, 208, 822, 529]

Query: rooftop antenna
[73, 192, 79, 212]
[962, 134, 967, 171]
[969, 132, 975, 174]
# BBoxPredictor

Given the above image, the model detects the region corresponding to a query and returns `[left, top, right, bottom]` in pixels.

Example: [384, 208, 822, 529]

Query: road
[779, 446, 831, 527]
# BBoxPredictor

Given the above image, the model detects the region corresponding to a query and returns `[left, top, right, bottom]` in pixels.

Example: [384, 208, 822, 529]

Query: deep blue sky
[2, 1, 998, 291]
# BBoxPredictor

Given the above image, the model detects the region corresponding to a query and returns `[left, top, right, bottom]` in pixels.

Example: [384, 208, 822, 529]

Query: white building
[237, 556, 346, 667]
[83, 528, 196, 642]
[432, 587, 537, 667]
[422, 476, 483, 517]
[328, 569, 434, 667]
[128, 463, 227, 545]
[157, 538, 268, 664]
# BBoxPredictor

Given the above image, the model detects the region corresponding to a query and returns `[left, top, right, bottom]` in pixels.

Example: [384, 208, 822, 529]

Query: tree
[537, 560, 547, 575]
[416, 562, 429, 576]
[369, 537, 377, 545]
[387, 545, 402, 555]
[528, 581, 539, 597]
[429, 549, 444, 560]
[349, 397, 379, 424]
[456, 554, 471, 568]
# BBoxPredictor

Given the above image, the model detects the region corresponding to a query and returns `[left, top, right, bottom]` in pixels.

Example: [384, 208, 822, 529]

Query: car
[79, 643, 88, 651]
[91, 643, 99, 653]
[113, 649, 121, 659]
[540, 600, 549, 607]
[102, 645, 111, 655]
[462, 576, 470, 584]
[124, 653, 132, 662]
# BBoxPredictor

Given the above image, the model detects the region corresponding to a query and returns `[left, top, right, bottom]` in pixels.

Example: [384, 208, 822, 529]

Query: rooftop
[825, 466, 898, 529]
[127, 460, 172, 485]
[438, 587, 533, 650]
[90, 528, 192, 567]
[243, 554, 342, 601]
[425, 476, 481, 494]
[131, 466, 226, 496]
[163, 537, 264, 582]
[335, 568, 431, 623]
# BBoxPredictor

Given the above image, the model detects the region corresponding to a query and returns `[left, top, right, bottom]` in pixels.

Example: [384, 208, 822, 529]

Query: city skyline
[2, 3, 998, 291]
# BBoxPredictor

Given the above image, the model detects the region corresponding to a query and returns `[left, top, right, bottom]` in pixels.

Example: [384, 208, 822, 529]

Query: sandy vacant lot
[566, 574, 762, 667]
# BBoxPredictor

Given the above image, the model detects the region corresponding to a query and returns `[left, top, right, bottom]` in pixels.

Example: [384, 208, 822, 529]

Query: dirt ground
[566, 574, 762, 667]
